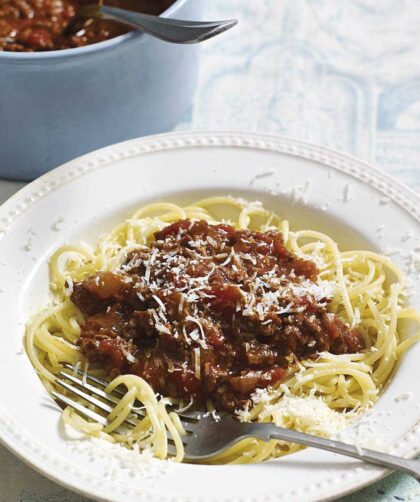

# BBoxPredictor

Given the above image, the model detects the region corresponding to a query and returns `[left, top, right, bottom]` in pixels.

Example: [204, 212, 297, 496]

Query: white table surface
[1, 1, 419, 501]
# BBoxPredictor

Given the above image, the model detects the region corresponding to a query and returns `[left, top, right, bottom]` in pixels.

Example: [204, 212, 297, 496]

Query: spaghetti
[25, 197, 419, 464]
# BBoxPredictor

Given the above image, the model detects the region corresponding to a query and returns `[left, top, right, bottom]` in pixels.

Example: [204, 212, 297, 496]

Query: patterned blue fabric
[1, 1, 419, 500]
[179, 0, 420, 195]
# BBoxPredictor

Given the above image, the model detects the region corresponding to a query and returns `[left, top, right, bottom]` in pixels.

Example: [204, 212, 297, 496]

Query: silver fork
[65, 6, 238, 44]
[51, 365, 420, 478]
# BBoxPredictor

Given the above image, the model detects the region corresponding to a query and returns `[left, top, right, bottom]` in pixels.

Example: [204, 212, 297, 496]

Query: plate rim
[0, 130, 418, 502]
[0, 130, 418, 235]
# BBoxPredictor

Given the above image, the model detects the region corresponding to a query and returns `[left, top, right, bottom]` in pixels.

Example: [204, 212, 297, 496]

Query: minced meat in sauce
[0, 0, 174, 52]
[72, 220, 363, 411]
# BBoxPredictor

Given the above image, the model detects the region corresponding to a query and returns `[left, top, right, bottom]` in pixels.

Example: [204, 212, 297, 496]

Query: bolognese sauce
[71, 220, 363, 411]
[0, 0, 175, 51]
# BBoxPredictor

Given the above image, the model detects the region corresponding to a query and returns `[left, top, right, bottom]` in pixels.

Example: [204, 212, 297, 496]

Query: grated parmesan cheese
[401, 230, 413, 242]
[342, 183, 352, 203]
[249, 170, 276, 185]
[394, 392, 413, 403]
[290, 181, 310, 206]
[186, 316, 208, 348]
[24, 236, 33, 251]
[52, 216, 65, 231]
[63, 276, 74, 296]
[71, 438, 168, 479]
[257, 395, 348, 438]
[82, 361, 89, 386]
[193, 348, 201, 378]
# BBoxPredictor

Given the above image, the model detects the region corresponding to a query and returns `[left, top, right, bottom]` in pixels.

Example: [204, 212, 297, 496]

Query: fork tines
[51, 364, 199, 457]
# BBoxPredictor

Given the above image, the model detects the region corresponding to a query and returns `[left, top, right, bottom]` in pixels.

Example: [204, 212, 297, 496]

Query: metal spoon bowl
[65, 5, 237, 44]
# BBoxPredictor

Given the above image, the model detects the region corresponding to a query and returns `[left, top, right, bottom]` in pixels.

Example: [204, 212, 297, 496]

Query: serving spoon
[65, 5, 238, 44]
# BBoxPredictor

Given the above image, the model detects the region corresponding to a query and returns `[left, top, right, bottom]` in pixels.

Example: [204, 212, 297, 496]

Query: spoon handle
[98, 6, 237, 44]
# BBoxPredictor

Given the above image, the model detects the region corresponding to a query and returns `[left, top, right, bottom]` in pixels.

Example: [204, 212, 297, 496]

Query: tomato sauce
[0, 0, 175, 51]
[72, 220, 363, 411]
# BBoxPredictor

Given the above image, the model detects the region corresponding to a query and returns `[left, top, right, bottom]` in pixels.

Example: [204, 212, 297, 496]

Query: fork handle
[248, 423, 420, 479]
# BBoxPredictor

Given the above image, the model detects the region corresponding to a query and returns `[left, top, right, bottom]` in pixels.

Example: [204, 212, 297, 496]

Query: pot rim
[0, 0, 188, 62]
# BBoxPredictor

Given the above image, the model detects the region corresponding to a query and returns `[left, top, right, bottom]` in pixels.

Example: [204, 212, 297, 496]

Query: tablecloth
[1, 1, 419, 500]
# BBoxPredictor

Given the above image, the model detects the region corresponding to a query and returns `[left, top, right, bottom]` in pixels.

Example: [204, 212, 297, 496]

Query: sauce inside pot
[0, 0, 176, 52]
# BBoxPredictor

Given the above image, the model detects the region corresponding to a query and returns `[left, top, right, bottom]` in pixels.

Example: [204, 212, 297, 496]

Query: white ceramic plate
[0, 131, 419, 502]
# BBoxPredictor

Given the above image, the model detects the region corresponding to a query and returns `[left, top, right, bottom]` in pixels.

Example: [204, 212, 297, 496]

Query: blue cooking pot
[0, 0, 203, 180]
